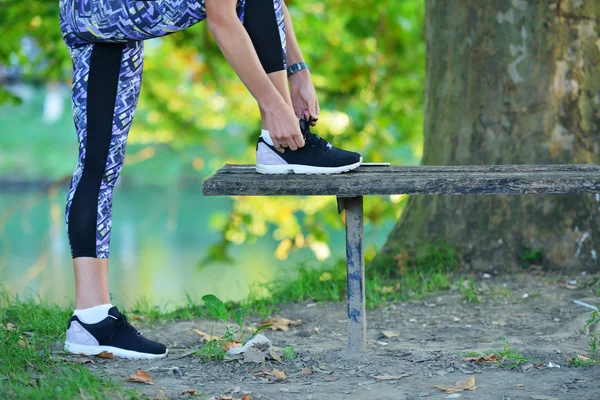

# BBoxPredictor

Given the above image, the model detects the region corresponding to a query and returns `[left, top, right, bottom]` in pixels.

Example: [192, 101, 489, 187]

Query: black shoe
[64, 307, 167, 360]
[256, 118, 362, 174]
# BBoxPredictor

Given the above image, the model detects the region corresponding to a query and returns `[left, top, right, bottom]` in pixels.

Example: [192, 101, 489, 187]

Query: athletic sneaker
[256, 118, 362, 174]
[64, 306, 167, 360]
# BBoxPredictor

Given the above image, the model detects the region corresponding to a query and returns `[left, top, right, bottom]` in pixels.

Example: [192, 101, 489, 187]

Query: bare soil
[61, 273, 600, 400]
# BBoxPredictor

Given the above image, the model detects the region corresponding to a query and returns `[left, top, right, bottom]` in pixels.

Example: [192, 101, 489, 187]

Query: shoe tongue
[108, 307, 121, 318]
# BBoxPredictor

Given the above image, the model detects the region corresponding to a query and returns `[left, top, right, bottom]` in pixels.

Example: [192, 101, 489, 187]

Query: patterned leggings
[59, 0, 286, 258]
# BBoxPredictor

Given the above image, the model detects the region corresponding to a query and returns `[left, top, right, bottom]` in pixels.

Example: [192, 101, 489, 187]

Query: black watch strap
[287, 62, 309, 77]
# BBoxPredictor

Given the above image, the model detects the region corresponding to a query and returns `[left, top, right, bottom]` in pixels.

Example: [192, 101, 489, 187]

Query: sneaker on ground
[256, 118, 362, 174]
[64, 306, 167, 360]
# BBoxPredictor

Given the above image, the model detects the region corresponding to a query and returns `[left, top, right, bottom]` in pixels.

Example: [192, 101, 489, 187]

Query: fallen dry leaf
[155, 389, 167, 399]
[565, 284, 577, 290]
[192, 329, 220, 343]
[222, 341, 242, 352]
[18, 340, 27, 348]
[241, 395, 252, 400]
[432, 375, 477, 394]
[492, 319, 507, 326]
[530, 396, 559, 400]
[381, 331, 400, 339]
[323, 376, 339, 382]
[314, 327, 319, 334]
[268, 348, 282, 362]
[301, 367, 313, 375]
[218, 396, 234, 400]
[181, 390, 196, 395]
[125, 369, 154, 385]
[372, 373, 412, 381]
[463, 353, 498, 363]
[510, 313, 525, 317]
[262, 317, 302, 331]
[96, 351, 114, 359]
[272, 368, 287, 380]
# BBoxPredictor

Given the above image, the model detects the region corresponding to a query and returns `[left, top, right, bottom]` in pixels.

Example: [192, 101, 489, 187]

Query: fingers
[271, 133, 285, 153]
[292, 128, 305, 149]
[282, 138, 298, 151]
[308, 100, 318, 122]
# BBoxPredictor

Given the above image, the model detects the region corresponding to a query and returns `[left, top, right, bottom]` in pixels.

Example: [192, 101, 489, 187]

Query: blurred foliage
[0, 0, 425, 263]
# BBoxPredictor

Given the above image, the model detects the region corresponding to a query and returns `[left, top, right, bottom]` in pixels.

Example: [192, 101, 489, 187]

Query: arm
[205, 0, 303, 150]
[282, 3, 320, 123]
[206, 0, 284, 111]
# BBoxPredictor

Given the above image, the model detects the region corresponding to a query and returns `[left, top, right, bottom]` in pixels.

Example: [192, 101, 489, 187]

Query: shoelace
[110, 313, 141, 340]
[300, 120, 329, 149]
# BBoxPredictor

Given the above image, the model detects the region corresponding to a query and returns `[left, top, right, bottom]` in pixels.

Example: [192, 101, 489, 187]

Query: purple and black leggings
[59, 0, 286, 258]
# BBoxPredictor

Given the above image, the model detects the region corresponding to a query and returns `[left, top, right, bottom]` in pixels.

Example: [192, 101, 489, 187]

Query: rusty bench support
[337, 196, 367, 352]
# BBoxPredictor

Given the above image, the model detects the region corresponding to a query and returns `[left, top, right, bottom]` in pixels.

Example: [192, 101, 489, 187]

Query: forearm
[208, 16, 284, 110]
[282, 3, 305, 66]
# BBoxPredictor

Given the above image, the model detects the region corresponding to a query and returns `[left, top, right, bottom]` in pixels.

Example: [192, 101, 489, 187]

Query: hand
[289, 69, 320, 126]
[263, 99, 305, 153]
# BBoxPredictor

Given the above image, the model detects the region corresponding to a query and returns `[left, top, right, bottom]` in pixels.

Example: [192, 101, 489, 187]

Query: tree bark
[375, 0, 600, 273]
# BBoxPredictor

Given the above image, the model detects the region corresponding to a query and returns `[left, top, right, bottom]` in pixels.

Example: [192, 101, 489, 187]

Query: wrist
[287, 62, 309, 78]
[289, 68, 311, 86]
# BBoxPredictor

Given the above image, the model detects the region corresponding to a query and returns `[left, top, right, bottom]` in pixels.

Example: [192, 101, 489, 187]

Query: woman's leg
[65, 41, 144, 308]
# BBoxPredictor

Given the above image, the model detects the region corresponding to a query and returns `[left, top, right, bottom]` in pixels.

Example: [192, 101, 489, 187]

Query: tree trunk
[375, 0, 600, 273]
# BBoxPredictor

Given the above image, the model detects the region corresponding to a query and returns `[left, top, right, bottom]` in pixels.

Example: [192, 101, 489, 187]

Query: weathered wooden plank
[202, 164, 600, 196]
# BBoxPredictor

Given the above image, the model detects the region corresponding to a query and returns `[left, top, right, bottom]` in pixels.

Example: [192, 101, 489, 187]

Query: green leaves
[233, 308, 247, 328]
[201, 294, 228, 323]
[281, 346, 296, 360]
[253, 323, 273, 336]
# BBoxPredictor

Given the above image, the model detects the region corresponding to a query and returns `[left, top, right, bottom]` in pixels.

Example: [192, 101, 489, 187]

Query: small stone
[521, 364, 534, 373]
[417, 392, 431, 398]
[553, 318, 560, 322]
[436, 370, 448, 376]
[169, 367, 182, 378]
[445, 367, 455, 373]
[409, 318, 417, 322]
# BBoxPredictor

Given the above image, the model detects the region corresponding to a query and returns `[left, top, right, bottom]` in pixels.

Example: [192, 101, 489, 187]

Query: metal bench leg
[337, 196, 366, 352]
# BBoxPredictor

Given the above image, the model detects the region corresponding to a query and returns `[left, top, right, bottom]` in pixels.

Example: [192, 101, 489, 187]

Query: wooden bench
[203, 164, 600, 353]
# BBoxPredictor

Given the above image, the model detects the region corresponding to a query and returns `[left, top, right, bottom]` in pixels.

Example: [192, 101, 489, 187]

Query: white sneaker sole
[64, 341, 168, 360]
[256, 158, 362, 175]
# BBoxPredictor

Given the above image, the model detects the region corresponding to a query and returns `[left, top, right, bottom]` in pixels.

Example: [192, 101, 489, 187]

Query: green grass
[459, 278, 480, 303]
[462, 340, 528, 369]
[518, 247, 543, 268]
[0, 292, 140, 399]
[130, 242, 463, 324]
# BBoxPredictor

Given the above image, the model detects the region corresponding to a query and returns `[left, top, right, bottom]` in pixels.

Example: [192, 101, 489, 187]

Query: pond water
[0, 188, 393, 309]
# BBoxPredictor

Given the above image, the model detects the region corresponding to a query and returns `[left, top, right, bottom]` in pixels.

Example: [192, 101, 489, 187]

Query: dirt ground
[59, 272, 600, 400]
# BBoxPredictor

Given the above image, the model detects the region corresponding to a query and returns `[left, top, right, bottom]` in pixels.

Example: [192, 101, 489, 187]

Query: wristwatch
[287, 62, 309, 77]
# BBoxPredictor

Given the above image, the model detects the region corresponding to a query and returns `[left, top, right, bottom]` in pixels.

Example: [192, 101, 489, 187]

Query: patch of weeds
[494, 339, 527, 368]
[459, 278, 480, 303]
[568, 355, 597, 367]
[196, 295, 271, 362]
[518, 247, 542, 268]
[466, 340, 527, 369]
[0, 290, 139, 399]
[528, 291, 539, 299]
